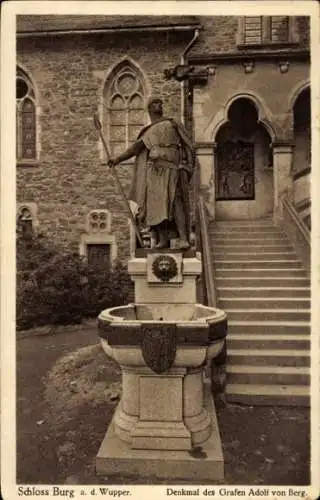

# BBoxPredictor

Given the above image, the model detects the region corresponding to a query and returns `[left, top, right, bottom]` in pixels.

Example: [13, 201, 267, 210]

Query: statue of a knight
[108, 97, 196, 250]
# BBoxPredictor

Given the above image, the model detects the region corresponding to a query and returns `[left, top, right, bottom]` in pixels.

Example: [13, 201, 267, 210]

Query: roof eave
[17, 24, 201, 38]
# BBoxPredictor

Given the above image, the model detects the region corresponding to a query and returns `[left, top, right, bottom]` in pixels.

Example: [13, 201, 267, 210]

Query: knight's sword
[93, 114, 144, 248]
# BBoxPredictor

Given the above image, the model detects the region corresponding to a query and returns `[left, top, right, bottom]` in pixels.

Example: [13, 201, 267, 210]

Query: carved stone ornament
[151, 255, 178, 282]
[243, 61, 255, 74]
[141, 324, 177, 373]
[278, 61, 289, 73]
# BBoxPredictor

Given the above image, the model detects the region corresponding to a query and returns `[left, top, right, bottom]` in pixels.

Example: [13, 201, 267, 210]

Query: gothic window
[16, 68, 37, 162]
[17, 206, 33, 239]
[239, 16, 297, 46]
[104, 64, 146, 156]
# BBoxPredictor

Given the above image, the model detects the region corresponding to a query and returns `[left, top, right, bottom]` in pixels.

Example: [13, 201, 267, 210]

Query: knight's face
[149, 101, 163, 116]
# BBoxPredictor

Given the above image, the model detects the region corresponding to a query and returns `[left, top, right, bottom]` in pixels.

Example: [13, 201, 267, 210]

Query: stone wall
[189, 16, 310, 57]
[193, 60, 310, 144]
[17, 31, 190, 259]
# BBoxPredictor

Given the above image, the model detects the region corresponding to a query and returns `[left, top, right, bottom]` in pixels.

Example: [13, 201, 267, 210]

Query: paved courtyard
[17, 323, 310, 485]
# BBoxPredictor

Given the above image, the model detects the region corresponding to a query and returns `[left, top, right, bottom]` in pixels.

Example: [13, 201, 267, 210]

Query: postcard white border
[1, 2, 319, 499]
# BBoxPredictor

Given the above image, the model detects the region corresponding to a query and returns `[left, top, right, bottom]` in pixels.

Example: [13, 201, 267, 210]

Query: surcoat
[128, 118, 195, 229]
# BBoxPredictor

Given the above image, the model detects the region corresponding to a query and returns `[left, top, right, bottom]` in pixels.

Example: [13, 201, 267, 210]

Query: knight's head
[147, 97, 163, 120]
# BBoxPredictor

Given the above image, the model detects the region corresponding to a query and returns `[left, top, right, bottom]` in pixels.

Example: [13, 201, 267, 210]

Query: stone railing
[194, 166, 226, 393]
[281, 195, 311, 276]
[197, 196, 218, 308]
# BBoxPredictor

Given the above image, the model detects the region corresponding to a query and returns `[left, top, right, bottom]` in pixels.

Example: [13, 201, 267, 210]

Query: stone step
[211, 235, 289, 242]
[211, 233, 285, 240]
[217, 287, 311, 298]
[216, 277, 310, 287]
[228, 320, 310, 335]
[216, 269, 307, 278]
[214, 252, 297, 261]
[226, 365, 310, 385]
[214, 219, 274, 225]
[225, 383, 310, 406]
[211, 226, 281, 233]
[225, 308, 310, 322]
[227, 348, 310, 367]
[220, 297, 310, 309]
[213, 244, 293, 252]
[213, 260, 301, 269]
[227, 333, 310, 350]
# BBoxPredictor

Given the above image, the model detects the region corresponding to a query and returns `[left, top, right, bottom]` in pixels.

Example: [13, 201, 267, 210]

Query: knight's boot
[177, 231, 190, 250]
[155, 228, 170, 249]
[178, 239, 190, 250]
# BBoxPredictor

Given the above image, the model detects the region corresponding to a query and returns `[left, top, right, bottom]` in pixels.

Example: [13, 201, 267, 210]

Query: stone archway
[292, 87, 311, 175]
[215, 97, 274, 220]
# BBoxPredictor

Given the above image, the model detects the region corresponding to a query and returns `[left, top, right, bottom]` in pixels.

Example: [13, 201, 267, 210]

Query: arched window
[17, 206, 33, 239]
[104, 63, 147, 156]
[16, 68, 37, 161]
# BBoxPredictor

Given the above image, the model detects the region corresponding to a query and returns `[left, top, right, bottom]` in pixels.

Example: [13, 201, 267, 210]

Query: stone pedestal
[96, 250, 227, 481]
[96, 383, 224, 481]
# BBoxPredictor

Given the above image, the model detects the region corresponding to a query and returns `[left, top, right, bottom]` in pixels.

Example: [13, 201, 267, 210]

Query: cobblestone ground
[17, 323, 310, 486]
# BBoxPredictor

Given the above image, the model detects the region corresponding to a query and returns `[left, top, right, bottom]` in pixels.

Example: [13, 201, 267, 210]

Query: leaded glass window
[105, 64, 146, 156]
[16, 69, 37, 161]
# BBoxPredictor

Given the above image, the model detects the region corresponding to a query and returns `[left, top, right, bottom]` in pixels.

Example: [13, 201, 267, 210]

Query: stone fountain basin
[98, 303, 227, 368]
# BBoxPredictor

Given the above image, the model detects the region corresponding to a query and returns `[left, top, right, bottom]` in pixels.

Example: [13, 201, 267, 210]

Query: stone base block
[132, 420, 191, 450]
[96, 387, 224, 482]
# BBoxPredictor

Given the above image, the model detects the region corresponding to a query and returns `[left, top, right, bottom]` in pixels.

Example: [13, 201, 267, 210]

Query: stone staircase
[210, 218, 311, 406]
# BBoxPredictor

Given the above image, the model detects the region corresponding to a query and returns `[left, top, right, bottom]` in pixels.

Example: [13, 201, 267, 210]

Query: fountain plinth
[96, 249, 227, 481]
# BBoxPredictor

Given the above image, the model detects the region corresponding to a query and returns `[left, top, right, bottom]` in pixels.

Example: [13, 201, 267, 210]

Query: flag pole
[93, 114, 144, 248]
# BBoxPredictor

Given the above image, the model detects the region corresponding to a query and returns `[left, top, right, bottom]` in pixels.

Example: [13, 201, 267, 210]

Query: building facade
[16, 15, 311, 266]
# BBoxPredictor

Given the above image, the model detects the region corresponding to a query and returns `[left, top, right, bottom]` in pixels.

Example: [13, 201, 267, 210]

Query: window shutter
[271, 16, 289, 42]
[244, 17, 262, 44]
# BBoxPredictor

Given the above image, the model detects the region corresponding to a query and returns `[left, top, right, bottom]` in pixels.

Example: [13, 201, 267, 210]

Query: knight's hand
[108, 158, 117, 168]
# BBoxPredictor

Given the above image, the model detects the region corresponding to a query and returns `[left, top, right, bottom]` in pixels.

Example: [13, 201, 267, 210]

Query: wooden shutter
[271, 16, 289, 42]
[244, 17, 262, 44]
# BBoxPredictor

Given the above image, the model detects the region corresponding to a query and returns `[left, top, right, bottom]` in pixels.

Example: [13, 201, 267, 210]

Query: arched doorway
[215, 97, 274, 220]
[293, 87, 311, 175]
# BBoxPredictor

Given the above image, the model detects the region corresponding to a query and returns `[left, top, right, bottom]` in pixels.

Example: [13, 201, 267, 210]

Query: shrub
[83, 261, 133, 318]
[16, 233, 133, 330]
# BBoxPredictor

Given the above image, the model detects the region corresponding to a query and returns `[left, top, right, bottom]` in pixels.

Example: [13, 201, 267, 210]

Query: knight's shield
[141, 325, 177, 374]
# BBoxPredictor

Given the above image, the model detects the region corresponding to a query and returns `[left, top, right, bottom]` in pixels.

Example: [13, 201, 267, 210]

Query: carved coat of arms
[141, 324, 177, 373]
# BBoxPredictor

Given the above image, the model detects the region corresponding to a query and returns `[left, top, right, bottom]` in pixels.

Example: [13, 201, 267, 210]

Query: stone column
[196, 142, 216, 219]
[273, 142, 294, 222]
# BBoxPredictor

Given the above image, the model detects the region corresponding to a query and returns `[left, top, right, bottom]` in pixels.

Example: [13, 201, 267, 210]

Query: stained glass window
[105, 64, 146, 156]
[16, 69, 36, 161]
